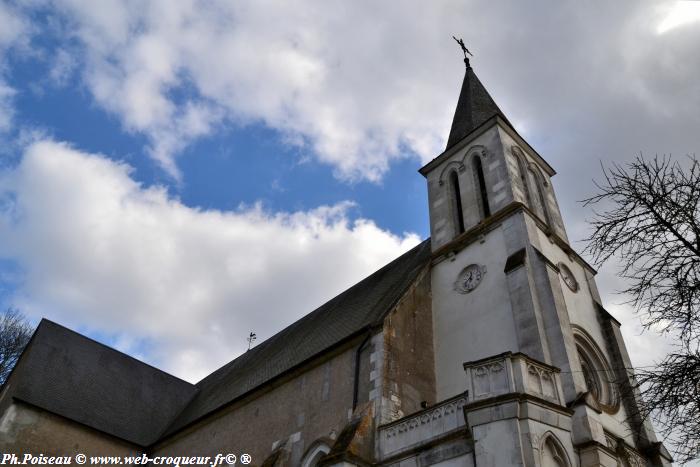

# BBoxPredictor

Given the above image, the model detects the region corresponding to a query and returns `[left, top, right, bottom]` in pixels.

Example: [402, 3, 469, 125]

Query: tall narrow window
[473, 157, 491, 218]
[529, 167, 550, 225]
[515, 154, 532, 208]
[449, 171, 465, 234]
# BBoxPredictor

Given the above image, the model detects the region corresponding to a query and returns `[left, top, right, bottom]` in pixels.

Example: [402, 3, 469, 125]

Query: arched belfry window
[531, 167, 551, 225]
[514, 151, 533, 208]
[513, 146, 551, 226]
[473, 156, 490, 219]
[449, 170, 465, 234]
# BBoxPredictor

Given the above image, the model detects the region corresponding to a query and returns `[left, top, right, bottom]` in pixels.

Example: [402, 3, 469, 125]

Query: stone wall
[152, 342, 359, 466]
[153, 270, 433, 465]
[377, 267, 435, 424]
[0, 401, 139, 456]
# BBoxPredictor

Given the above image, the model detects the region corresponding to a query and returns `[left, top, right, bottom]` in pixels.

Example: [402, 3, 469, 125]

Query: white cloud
[0, 140, 420, 381]
[48, 48, 77, 87]
[29, 1, 695, 186]
[0, 3, 28, 49]
[45, 0, 462, 181]
[656, 1, 700, 35]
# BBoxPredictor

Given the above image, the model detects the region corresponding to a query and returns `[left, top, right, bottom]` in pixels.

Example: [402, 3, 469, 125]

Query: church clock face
[558, 263, 579, 292]
[454, 264, 486, 294]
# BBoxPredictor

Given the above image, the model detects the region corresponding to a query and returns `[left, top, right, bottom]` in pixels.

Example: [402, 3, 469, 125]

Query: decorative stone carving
[540, 434, 572, 467]
[464, 352, 564, 405]
[467, 145, 489, 159]
[624, 447, 646, 467]
[526, 363, 558, 401]
[465, 354, 513, 400]
[378, 394, 468, 460]
[530, 432, 545, 452]
[381, 396, 467, 440]
[437, 162, 465, 186]
[604, 432, 618, 452]
[437, 144, 490, 186]
[473, 361, 508, 397]
[603, 431, 649, 467]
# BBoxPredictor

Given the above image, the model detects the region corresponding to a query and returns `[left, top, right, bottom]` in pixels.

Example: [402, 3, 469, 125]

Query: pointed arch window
[473, 156, 490, 219]
[513, 147, 551, 226]
[573, 328, 620, 414]
[540, 434, 572, 467]
[301, 441, 331, 467]
[449, 170, 465, 234]
[530, 167, 551, 225]
[514, 153, 533, 208]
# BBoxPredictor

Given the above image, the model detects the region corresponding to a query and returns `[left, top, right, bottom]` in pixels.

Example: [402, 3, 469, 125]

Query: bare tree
[583, 154, 700, 463]
[0, 308, 34, 385]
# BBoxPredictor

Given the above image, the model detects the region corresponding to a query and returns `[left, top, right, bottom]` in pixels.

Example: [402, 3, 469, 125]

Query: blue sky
[0, 1, 699, 391]
[3, 10, 429, 236]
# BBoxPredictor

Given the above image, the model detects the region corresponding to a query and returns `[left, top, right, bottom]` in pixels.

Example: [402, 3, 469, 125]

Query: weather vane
[247, 331, 257, 351]
[452, 36, 473, 66]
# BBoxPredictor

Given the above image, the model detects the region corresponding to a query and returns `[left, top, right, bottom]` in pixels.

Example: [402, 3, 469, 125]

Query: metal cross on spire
[452, 36, 473, 67]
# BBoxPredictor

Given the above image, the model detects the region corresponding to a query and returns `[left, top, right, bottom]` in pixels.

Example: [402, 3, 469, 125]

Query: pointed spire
[445, 61, 509, 150]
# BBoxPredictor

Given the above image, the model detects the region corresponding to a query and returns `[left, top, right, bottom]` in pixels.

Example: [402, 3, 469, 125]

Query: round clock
[558, 262, 579, 292]
[454, 264, 486, 294]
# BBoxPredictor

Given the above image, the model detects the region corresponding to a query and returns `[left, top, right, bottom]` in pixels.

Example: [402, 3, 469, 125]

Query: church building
[0, 57, 673, 467]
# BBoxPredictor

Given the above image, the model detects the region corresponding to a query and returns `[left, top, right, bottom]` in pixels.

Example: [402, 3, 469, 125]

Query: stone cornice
[431, 201, 597, 276]
[463, 392, 575, 417]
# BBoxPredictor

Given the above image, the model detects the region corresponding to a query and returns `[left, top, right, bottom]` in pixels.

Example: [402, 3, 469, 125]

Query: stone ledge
[377, 393, 468, 460]
[464, 393, 574, 431]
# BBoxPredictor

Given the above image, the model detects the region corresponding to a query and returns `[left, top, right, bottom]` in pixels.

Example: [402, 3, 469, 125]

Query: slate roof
[7, 319, 197, 446]
[164, 238, 432, 436]
[445, 62, 511, 150]
[7, 239, 432, 445]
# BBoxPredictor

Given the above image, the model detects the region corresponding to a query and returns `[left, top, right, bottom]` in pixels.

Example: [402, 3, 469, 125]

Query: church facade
[0, 60, 673, 467]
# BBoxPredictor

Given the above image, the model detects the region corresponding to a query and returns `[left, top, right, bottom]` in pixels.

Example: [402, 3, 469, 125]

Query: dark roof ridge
[8, 318, 197, 446]
[34, 319, 197, 387]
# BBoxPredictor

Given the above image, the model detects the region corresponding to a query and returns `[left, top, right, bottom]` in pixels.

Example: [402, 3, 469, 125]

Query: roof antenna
[247, 331, 257, 351]
[452, 36, 473, 68]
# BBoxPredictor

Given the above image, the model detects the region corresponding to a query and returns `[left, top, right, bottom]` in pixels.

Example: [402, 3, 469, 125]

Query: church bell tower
[418, 56, 672, 467]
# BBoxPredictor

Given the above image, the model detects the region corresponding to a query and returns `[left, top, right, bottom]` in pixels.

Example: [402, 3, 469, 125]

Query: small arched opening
[301, 441, 331, 467]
